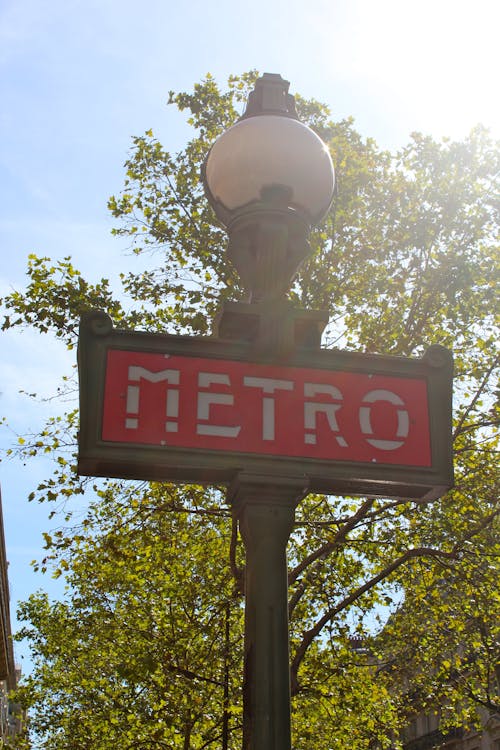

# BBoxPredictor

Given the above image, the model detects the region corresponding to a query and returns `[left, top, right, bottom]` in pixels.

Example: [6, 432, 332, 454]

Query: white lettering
[128, 366, 180, 385]
[243, 376, 293, 440]
[126, 366, 180, 432]
[359, 389, 409, 451]
[304, 383, 347, 447]
[196, 372, 241, 438]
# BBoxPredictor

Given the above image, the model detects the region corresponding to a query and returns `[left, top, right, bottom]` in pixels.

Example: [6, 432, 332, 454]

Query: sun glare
[324, 0, 499, 141]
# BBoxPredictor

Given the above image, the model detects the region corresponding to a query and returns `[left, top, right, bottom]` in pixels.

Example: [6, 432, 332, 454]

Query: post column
[228, 473, 308, 750]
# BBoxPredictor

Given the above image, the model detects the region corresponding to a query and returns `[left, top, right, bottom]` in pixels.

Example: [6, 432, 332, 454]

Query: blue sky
[1, 0, 499, 669]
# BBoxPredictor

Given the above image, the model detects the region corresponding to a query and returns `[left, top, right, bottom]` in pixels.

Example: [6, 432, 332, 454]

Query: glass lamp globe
[203, 113, 335, 227]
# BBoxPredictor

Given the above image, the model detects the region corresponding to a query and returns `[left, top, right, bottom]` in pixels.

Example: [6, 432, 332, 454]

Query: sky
[0, 0, 499, 669]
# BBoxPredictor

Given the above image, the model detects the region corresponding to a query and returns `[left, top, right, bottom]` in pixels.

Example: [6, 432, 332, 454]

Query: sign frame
[77, 311, 454, 501]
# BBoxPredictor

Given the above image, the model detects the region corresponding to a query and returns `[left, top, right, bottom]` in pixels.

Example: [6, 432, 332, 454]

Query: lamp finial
[241, 73, 298, 120]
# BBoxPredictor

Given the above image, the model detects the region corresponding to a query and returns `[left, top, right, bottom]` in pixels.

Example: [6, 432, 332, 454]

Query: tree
[15, 483, 243, 750]
[2, 72, 499, 749]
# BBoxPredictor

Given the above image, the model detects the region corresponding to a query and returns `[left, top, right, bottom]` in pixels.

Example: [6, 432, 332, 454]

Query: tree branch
[288, 499, 374, 586]
[290, 507, 500, 696]
[453, 354, 499, 441]
[230, 512, 244, 596]
[290, 544, 458, 695]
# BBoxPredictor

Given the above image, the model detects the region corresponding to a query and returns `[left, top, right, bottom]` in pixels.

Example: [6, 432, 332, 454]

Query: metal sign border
[77, 311, 454, 501]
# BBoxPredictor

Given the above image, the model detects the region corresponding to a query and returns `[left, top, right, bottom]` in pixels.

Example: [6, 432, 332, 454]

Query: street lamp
[77, 70, 454, 750]
[203, 74, 334, 302]
[203, 73, 335, 358]
[203, 74, 336, 750]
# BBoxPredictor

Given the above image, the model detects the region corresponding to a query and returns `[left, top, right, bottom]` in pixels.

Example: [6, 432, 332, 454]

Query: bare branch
[230, 512, 244, 596]
[290, 507, 500, 695]
[289, 499, 374, 586]
[453, 354, 499, 441]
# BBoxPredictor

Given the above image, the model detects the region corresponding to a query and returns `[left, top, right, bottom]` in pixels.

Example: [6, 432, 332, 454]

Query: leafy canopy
[2, 72, 499, 749]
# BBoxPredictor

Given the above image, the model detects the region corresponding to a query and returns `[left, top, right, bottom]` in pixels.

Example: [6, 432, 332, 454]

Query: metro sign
[103, 350, 430, 465]
[78, 312, 454, 500]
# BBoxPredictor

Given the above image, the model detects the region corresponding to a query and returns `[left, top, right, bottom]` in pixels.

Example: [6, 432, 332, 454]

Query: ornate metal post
[203, 74, 335, 749]
[77, 70, 454, 750]
[228, 474, 308, 750]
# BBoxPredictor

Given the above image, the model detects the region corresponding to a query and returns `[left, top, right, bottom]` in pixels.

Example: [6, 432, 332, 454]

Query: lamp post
[203, 73, 335, 750]
[77, 70, 453, 750]
[203, 73, 335, 360]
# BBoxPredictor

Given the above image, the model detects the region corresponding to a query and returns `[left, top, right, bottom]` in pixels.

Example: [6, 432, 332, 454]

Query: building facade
[403, 710, 500, 750]
[0, 489, 23, 741]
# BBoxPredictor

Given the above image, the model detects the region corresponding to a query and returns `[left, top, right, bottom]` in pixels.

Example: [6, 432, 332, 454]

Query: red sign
[102, 349, 431, 467]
